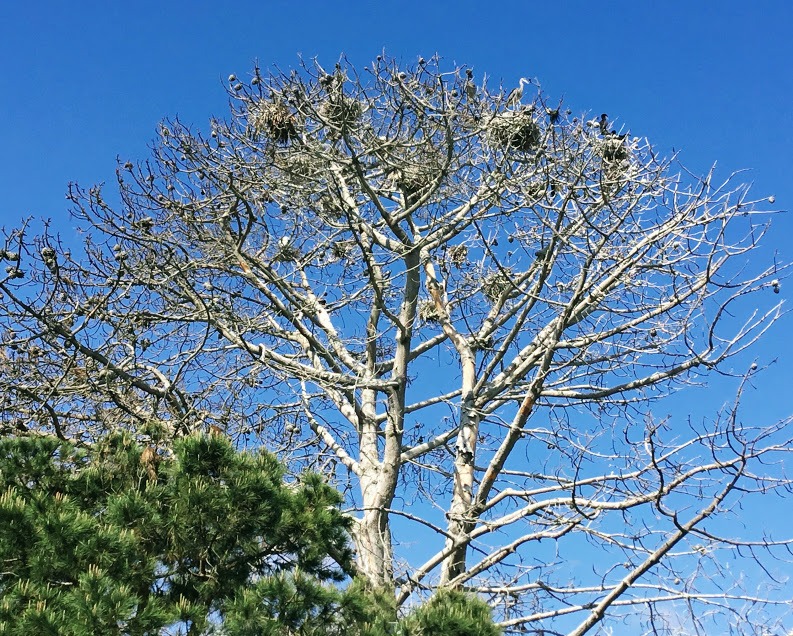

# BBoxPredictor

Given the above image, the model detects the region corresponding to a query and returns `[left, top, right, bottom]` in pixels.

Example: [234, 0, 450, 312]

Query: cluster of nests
[486, 108, 631, 166]
[419, 268, 517, 325]
[487, 110, 542, 152]
[247, 82, 548, 163]
[449, 246, 518, 305]
[247, 79, 363, 145]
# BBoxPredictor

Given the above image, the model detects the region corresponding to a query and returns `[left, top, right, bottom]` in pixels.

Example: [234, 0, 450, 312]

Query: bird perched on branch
[599, 113, 609, 135]
[505, 77, 531, 109]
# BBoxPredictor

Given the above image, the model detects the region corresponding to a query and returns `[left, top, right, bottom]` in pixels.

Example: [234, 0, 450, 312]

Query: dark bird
[599, 113, 609, 135]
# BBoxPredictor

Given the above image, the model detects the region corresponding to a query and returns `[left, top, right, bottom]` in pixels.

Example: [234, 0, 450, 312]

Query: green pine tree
[0, 432, 500, 635]
[400, 589, 502, 636]
[0, 433, 351, 634]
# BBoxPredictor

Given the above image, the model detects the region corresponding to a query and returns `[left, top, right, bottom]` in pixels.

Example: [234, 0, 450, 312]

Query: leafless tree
[1, 54, 791, 635]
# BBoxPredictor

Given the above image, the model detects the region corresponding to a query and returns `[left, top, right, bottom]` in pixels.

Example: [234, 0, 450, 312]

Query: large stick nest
[319, 95, 363, 137]
[448, 244, 468, 268]
[329, 239, 355, 261]
[275, 152, 327, 185]
[482, 268, 517, 303]
[387, 146, 445, 197]
[248, 99, 299, 144]
[316, 193, 345, 221]
[487, 110, 542, 152]
[418, 300, 444, 324]
[273, 242, 300, 263]
[601, 135, 629, 162]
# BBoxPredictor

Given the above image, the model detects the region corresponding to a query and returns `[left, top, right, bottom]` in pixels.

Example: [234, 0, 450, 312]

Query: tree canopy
[0, 54, 790, 634]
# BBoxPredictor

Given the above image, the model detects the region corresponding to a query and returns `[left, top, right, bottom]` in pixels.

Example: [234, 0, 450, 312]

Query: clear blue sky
[2, 1, 791, 232]
[1, 0, 791, 556]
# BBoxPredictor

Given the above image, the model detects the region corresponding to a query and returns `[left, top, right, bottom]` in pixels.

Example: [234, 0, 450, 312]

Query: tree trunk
[354, 462, 395, 589]
[440, 406, 479, 585]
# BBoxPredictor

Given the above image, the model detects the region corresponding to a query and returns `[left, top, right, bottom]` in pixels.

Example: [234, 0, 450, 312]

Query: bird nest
[275, 152, 325, 185]
[482, 268, 517, 303]
[601, 136, 629, 162]
[319, 96, 362, 136]
[418, 300, 444, 324]
[248, 100, 299, 144]
[525, 180, 547, 200]
[388, 146, 444, 197]
[330, 239, 355, 260]
[317, 193, 345, 221]
[273, 242, 300, 263]
[448, 245, 468, 268]
[487, 111, 541, 152]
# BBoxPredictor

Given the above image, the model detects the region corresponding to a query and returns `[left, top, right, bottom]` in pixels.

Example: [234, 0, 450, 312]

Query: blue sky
[2, 2, 792, 225]
[1, 0, 791, 609]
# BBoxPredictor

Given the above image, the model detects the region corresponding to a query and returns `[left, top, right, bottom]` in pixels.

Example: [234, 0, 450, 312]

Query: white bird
[505, 77, 531, 109]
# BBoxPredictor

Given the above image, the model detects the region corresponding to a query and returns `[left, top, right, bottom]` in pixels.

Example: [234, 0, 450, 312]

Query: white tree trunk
[354, 467, 394, 588]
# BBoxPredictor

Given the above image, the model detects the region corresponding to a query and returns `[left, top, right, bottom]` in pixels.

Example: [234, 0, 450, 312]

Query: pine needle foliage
[0, 433, 356, 634]
[0, 432, 501, 635]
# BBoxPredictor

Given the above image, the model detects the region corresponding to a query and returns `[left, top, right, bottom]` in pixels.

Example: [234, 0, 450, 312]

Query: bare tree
[1, 54, 791, 635]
